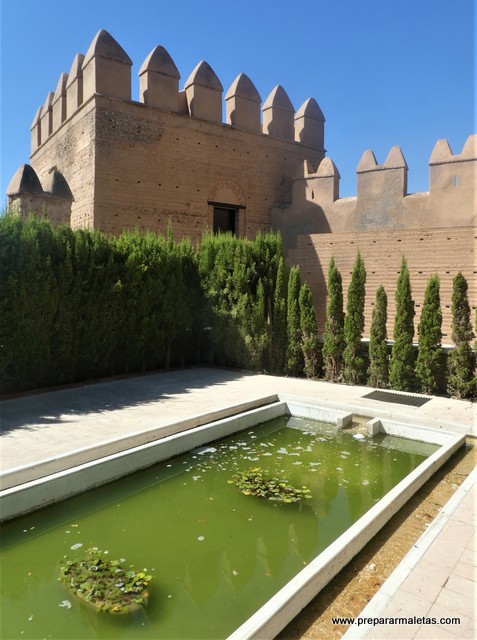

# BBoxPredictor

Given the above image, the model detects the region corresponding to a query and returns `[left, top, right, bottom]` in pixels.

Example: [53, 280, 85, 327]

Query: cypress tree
[447, 272, 475, 398]
[322, 257, 345, 382]
[416, 275, 442, 395]
[368, 285, 389, 388]
[299, 282, 320, 378]
[286, 265, 303, 376]
[343, 251, 367, 384]
[271, 256, 288, 374]
[389, 257, 415, 391]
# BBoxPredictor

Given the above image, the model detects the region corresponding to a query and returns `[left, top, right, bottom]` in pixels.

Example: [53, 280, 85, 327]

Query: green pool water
[0, 416, 438, 640]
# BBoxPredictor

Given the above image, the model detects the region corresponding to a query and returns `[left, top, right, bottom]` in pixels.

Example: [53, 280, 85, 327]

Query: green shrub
[322, 257, 344, 382]
[343, 251, 367, 385]
[416, 275, 443, 394]
[367, 285, 389, 388]
[389, 257, 415, 391]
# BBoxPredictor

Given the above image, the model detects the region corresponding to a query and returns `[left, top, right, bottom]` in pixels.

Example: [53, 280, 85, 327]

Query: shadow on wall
[272, 187, 330, 334]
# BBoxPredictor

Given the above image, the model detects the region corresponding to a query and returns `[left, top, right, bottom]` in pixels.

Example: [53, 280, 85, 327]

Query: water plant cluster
[59, 547, 152, 614]
[230, 467, 312, 503]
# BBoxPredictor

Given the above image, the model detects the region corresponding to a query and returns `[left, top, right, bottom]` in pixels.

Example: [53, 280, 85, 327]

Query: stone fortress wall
[7, 29, 476, 344]
[274, 137, 476, 342]
[7, 29, 325, 241]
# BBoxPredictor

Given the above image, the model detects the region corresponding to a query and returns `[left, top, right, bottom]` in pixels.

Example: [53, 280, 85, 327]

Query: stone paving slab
[1, 368, 475, 476]
[343, 467, 476, 640]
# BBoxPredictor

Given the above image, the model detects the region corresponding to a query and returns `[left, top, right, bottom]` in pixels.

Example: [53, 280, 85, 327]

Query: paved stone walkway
[343, 467, 476, 640]
[0, 368, 475, 638]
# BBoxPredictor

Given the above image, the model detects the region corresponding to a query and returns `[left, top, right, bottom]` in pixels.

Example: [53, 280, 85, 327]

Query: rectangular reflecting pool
[0, 414, 441, 640]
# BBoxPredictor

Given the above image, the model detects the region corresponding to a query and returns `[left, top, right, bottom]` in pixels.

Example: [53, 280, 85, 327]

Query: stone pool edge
[0, 395, 465, 640]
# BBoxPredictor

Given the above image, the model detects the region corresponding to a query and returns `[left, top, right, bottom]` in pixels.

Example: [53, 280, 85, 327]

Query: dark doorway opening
[213, 207, 237, 235]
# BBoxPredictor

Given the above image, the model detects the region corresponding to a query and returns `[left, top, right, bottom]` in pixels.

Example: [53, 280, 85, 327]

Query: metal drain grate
[362, 390, 430, 407]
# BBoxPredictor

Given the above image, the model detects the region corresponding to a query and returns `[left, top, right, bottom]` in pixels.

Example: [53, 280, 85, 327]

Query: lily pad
[59, 548, 151, 615]
[229, 468, 312, 503]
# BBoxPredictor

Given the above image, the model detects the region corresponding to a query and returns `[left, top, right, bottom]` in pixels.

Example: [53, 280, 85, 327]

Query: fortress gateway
[7, 29, 476, 342]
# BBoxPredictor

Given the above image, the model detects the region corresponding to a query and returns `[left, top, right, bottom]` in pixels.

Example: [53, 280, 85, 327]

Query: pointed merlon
[30, 105, 43, 130]
[66, 53, 85, 87]
[53, 72, 68, 100]
[43, 91, 54, 110]
[262, 85, 294, 112]
[6, 164, 43, 196]
[139, 45, 180, 79]
[225, 73, 261, 102]
[356, 149, 378, 173]
[317, 157, 340, 178]
[295, 97, 325, 122]
[461, 134, 477, 159]
[82, 29, 132, 66]
[43, 170, 74, 200]
[383, 145, 407, 169]
[184, 60, 223, 91]
[429, 139, 453, 165]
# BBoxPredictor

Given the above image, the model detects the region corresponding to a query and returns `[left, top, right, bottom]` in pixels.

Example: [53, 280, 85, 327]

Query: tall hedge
[367, 285, 389, 388]
[447, 272, 475, 399]
[286, 266, 303, 376]
[416, 275, 442, 395]
[271, 256, 288, 373]
[389, 257, 415, 391]
[299, 282, 320, 378]
[343, 251, 367, 385]
[322, 257, 345, 382]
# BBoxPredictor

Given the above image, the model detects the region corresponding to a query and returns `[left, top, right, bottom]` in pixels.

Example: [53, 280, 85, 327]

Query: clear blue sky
[1, 0, 475, 205]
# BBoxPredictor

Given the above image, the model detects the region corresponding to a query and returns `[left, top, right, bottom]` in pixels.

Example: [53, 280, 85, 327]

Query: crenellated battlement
[29, 28, 325, 154]
[294, 136, 476, 206]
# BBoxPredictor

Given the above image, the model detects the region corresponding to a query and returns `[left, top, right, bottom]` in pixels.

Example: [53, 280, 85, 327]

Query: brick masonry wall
[290, 226, 476, 344]
[30, 98, 97, 229]
[92, 95, 323, 241]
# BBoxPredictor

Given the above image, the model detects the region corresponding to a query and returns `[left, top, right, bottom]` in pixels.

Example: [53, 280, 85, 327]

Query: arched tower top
[184, 60, 223, 122]
[317, 157, 340, 178]
[262, 85, 294, 141]
[43, 170, 74, 200]
[262, 85, 294, 112]
[82, 29, 132, 102]
[225, 73, 261, 132]
[225, 73, 261, 102]
[295, 97, 325, 122]
[184, 60, 223, 91]
[66, 53, 85, 88]
[139, 45, 180, 79]
[83, 29, 132, 67]
[6, 164, 43, 196]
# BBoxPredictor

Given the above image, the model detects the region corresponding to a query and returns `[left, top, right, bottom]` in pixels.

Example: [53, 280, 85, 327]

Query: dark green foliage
[286, 266, 303, 376]
[229, 468, 312, 503]
[322, 257, 345, 382]
[416, 275, 443, 395]
[389, 257, 415, 391]
[299, 282, 320, 378]
[368, 285, 389, 388]
[1, 215, 296, 393]
[343, 252, 367, 385]
[447, 272, 475, 399]
[198, 231, 283, 371]
[270, 257, 288, 373]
